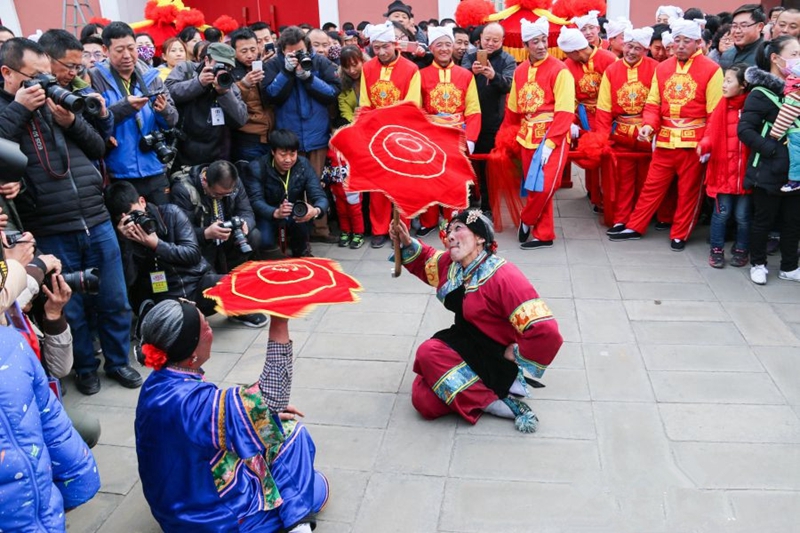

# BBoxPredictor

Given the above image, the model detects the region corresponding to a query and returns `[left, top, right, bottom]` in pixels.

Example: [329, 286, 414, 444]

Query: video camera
[22, 74, 102, 116]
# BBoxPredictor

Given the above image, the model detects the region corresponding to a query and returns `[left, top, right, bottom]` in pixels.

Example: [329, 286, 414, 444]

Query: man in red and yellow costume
[559, 26, 617, 211]
[595, 26, 658, 231]
[573, 10, 605, 50]
[418, 25, 482, 235]
[508, 17, 575, 250]
[360, 21, 422, 248]
[604, 17, 632, 58]
[609, 19, 722, 250]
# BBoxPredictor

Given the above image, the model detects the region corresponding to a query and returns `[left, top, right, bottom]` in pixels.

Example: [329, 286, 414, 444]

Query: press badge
[150, 271, 168, 293]
[210, 107, 225, 126]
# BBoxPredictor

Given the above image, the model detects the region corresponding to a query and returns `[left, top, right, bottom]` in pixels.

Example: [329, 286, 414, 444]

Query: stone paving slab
[65, 177, 800, 533]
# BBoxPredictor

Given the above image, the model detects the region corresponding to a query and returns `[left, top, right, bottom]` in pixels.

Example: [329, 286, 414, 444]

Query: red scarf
[707, 93, 748, 183]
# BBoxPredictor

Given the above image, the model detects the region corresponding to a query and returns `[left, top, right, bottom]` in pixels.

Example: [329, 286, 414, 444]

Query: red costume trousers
[411, 339, 498, 424]
[330, 182, 364, 234]
[369, 192, 392, 236]
[419, 205, 440, 229]
[625, 148, 705, 241]
[610, 153, 649, 225]
[520, 141, 568, 242]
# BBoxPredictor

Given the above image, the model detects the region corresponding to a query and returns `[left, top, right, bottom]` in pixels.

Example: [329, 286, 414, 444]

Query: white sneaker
[750, 264, 768, 285]
[778, 268, 800, 282]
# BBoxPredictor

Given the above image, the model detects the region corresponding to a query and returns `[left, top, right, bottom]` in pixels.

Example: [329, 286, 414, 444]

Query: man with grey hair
[461, 22, 516, 215]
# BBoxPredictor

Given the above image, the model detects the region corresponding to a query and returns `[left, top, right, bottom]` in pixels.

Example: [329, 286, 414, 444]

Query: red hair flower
[142, 343, 168, 370]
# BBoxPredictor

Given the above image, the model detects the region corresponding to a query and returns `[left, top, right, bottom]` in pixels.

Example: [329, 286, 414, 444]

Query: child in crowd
[697, 63, 752, 268]
[768, 59, 800, 192]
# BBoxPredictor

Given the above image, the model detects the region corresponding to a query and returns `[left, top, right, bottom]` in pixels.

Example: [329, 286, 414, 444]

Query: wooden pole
[392, 206, 402, 278]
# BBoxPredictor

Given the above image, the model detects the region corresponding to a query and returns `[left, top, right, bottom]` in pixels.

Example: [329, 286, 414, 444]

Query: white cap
[604, 17, 632, 38]
[428, 25, 454, 45]
[573, 10, 600, 30]
[661, 31, 674, 47]
[656, 5, 684, 21]
[557, 26, 589, 52]
[669, 18, 702, 40]
[521, 17, 549, 42]
[366, 21, 395, 43]
[623, 27, 655, 48]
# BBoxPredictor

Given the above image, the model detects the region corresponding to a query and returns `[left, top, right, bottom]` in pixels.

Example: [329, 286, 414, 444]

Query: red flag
[330, 101, 474, 218]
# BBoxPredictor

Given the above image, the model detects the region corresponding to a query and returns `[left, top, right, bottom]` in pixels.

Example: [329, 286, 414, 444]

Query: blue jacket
[263, 51, 341, 152]
[89, 59, 179, 179]
[0, 328, 100, 531]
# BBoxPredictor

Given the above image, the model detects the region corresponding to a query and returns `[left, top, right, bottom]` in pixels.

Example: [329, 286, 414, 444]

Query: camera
[212, 64, 234, 89]
[126, 209, 158, 235]
[291, 201, 309, 219]
[220, 216, 252, 254]
[0, 138, 28, 180]
[293, 51, 313, 71]
[139, 130, 177, 164]
[22, 74, 86, 114]
[45, 268, 100, 295]
[83, 95, 103, 117]
[4, 230, 25, 246]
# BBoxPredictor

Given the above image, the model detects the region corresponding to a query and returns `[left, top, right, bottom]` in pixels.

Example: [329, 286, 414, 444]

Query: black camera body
[212, 64, 234, 89]
[139, 129, 177, 164]
[220, 216, 252, 254]
[291, 201, 309, 219]
[127, 209, 158, 235]
[22, 73, 95, 115]
[293, 51, 313, 71]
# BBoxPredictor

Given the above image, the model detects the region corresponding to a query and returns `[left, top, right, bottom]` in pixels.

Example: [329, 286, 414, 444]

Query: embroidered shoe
[338, 232, 351, 247]
[501, 397, 539, 433]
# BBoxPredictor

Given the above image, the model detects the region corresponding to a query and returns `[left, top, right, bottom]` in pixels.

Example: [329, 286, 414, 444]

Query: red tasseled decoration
[145, 0, 179, 25]
[175, 8, 206, 31]
[485, 120, 525, 232]
[552, 0, 606, 19]
[573, 131, 611, 170]
[88, 16, 111, 26]
[213, 15, 239, 34]
[455, 0, 496, 29]
[142, 343, 168, 370]
[507, 0, 554, 11]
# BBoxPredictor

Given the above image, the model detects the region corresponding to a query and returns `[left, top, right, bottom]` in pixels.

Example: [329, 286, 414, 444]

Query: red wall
[338, 0, 439, 27]
[16, 0, 103, 38]
[184, 0, 319, 29]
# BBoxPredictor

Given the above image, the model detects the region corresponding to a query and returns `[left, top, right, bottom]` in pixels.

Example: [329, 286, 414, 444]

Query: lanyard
[273, 160, 291, 197]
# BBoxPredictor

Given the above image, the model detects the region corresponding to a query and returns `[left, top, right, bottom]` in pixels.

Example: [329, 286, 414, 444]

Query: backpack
[169, 166, 204, 221]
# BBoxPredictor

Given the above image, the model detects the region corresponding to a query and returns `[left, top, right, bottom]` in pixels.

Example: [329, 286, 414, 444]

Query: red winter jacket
[698, 94, 751, 197]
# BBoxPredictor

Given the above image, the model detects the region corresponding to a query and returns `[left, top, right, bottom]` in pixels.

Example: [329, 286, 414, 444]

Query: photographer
[38, 29, 114, 141]
[89, 21, 178, 205]
[230, 28, 274, 162]
[243, 129, 328, 258]
[250, 21, 277, 61]
[105, 181, 257, 326]
[263, 26, 341, 243]
[165, 42, 247, 167]
[0, 38, 139, 396]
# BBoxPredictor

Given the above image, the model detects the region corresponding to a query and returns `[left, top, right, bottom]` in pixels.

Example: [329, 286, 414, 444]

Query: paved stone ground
[64, 182, 800, 533]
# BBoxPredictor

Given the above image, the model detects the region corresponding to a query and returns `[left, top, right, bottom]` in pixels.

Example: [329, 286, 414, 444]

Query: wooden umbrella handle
[392, 207, 402, 278]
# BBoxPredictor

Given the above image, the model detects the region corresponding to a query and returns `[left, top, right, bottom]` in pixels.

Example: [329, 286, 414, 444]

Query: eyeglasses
[54, 57, 81, 73]
[731, 21, 760, 31]
[4, 65, 40, 79]
[82, 51, 105, 60]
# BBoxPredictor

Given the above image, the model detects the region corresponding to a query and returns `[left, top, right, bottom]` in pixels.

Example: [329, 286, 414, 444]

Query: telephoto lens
[291, 202, 309, 219]
[83, 95, 103, 117]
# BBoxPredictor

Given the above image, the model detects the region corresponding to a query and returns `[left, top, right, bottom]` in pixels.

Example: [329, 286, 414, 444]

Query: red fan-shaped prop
[204, 259, 363, 319]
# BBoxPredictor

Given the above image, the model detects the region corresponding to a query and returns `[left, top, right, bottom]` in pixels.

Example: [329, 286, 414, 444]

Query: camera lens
[49, 268, 100, 295]
[291, 202, 308, 218]
[216, 70, 233, 89]
[83, 95, 102, 117]
[48, 85, 85, 113]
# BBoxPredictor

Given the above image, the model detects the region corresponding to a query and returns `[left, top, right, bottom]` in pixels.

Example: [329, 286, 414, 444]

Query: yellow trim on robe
[706, 68, 723, 114]
[405, 71, 422, 107]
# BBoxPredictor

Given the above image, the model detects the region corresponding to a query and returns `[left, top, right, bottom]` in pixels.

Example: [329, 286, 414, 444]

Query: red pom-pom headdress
[88, 16, 112, 26]
[175, 8, 206, 32]
[212, 15, 239, 34]
[142, 343, 168, 370]
[551, 0, 606, 20]
[455, 0, 496, 28]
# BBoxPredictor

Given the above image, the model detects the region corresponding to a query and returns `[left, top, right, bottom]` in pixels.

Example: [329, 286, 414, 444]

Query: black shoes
[229, 313, 269, 328]
[107, 365, 143, 389]
[520, 239, 554, 250]
[75, 371, 101, 395]
[654, 221, 671, 231]
[416, 226, 436, 237]
[608, 230, 642, 241]
[606, 223, 626, 235]
[517, 223, 530, 243]
[670, 239, 686, 252]
[371, 235, 388, 248]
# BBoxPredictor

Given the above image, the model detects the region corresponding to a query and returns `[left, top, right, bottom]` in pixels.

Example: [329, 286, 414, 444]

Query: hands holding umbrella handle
[389, 218, 413, 248]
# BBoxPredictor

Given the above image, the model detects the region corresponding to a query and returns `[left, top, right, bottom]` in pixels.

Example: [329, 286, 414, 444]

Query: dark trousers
[201, 228, 261, 274]
[257, 218, 311, 257]
[750, 187, 800, 271]
[111, 174, 170, 205]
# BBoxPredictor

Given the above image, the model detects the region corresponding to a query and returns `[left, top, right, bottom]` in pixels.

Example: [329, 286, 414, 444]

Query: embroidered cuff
[388, 238, 422, 265]
[514, 344, 547, 379]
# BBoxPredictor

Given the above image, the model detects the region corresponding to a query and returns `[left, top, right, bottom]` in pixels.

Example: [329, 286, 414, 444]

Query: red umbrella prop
[330, 101, 475, 276]
[203, 259, 363, 319]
